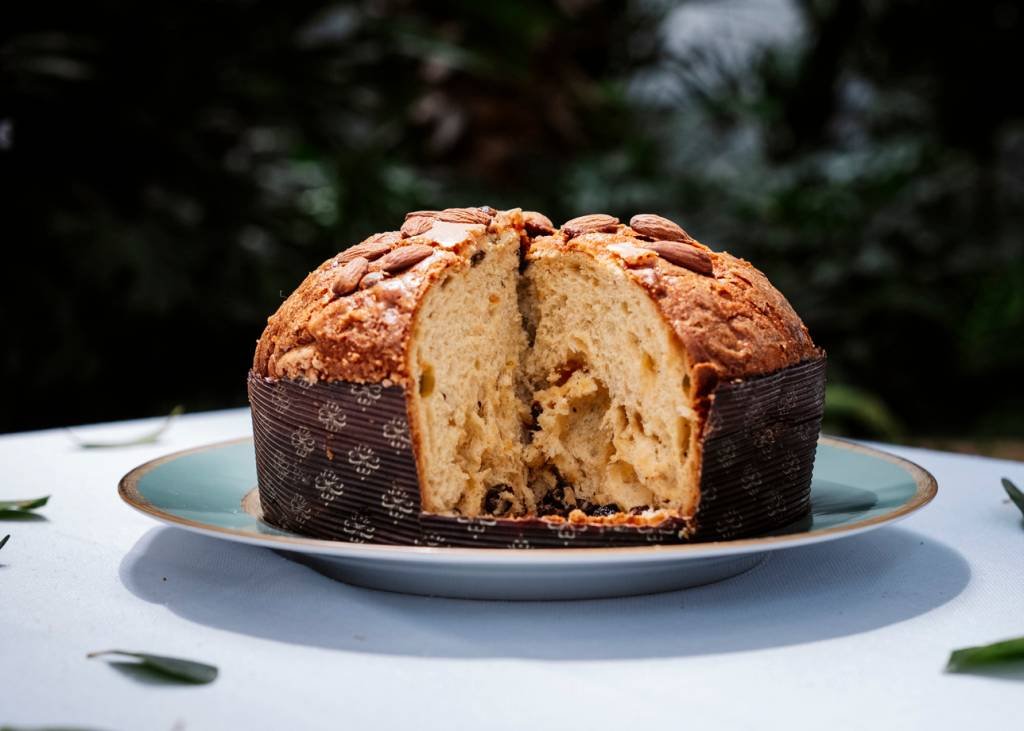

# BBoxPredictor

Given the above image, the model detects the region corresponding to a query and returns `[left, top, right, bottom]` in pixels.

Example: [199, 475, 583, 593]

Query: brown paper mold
[248, 356, 825, 548]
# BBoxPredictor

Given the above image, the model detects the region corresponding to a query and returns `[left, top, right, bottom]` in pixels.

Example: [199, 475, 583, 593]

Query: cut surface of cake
[249, 207, 825, 546]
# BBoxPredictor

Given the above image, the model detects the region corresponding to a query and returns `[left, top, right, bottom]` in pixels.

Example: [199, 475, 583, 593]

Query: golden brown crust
[255, 207, 819, 394]
[527, 219, 821, 390]
[253, 209, 525, 385]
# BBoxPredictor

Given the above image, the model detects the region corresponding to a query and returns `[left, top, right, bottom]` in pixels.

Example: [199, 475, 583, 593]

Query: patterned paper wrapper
[248, 357, 826, 548]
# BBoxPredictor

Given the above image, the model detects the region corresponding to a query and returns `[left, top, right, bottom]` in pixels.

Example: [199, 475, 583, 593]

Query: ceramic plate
[119, 437, 936, 600]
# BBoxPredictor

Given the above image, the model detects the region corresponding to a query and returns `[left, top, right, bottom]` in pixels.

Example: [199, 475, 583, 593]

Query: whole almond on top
[405, 210, 440, 220]
[644, 240, 713, 276]
[522, 211, 555, 236]
[629, 214, 694, 243]
[562, 213, 619, 239]
[378, 244, 434, 273]
[437, 207, 493, 224]
[338, 235, 396, 264]
[331, 257, 369, 297]
[401, 215, 435, 238]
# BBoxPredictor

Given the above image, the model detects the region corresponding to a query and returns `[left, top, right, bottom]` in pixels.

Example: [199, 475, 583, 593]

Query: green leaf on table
[66, 405, 185, 448]
[87, 649, 218, 684]
[0, 534, 9, 552]
[1002, 478, 1024, 519]
[946, 636, 1024, 674]
[0, 496, 48, 511]
[0, 495, 49, 520]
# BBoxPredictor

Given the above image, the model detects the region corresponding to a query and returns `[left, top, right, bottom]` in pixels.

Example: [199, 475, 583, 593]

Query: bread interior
[408, 228, 532, 516]
[522, 253, 700, 517]
[410, 242, 699, 519]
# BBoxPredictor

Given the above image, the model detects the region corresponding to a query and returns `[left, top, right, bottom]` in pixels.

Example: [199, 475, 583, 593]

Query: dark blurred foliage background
[2, 0, 1023, 452]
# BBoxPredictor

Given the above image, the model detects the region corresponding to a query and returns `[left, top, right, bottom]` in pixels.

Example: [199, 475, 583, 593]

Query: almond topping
[401, 215, 435, 238]
[562, 213, 619, 239]
[437, 207, 493, 224]
[522, 211, 555, 236]
[629, 214, 694, 243]
[378, 244, 434, 273]
[644, 240, 714, 276]
[330, 256, 369, 297]
[338, 236, 395, 264]
[404, 210, 440, 219]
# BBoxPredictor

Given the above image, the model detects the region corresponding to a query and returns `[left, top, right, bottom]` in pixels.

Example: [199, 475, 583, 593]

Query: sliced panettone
[249, 208, 825, 546]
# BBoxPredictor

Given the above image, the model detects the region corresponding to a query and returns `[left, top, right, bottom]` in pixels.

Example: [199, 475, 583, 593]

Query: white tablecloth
[1, 409, 1022, 730]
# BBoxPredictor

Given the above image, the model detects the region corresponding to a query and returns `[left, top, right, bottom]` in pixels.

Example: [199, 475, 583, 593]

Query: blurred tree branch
[1, 0, 1022, 439]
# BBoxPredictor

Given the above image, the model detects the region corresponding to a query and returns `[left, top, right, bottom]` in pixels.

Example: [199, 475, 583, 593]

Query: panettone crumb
[407, 234, 701, 519]
[522, 252, 700, 517]
[408, 226, 532, 516]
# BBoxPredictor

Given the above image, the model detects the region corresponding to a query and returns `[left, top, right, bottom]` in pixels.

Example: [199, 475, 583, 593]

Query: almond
[437, 207, 493, 224]
[331, 256, 369, 296]
[401, 215, 435, 238]
[378, 244, 434, 273]
[338, 235, 396, 264]
[562, 213, 619, 239]
[629, 214, 694, 243]
[644, 240, 713, 276]
[405, 210, 440, 220]
[522, 211, 555, 236]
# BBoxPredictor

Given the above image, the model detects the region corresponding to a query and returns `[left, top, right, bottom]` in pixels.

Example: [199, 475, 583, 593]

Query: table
[2, 409, 1022, 730]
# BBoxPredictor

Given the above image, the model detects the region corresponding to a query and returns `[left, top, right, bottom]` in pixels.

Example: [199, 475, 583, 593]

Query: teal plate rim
[118, 436, 937, 563]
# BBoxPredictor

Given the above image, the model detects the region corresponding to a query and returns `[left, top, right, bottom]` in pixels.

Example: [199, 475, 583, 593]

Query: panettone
[249, 207, 826, 547]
